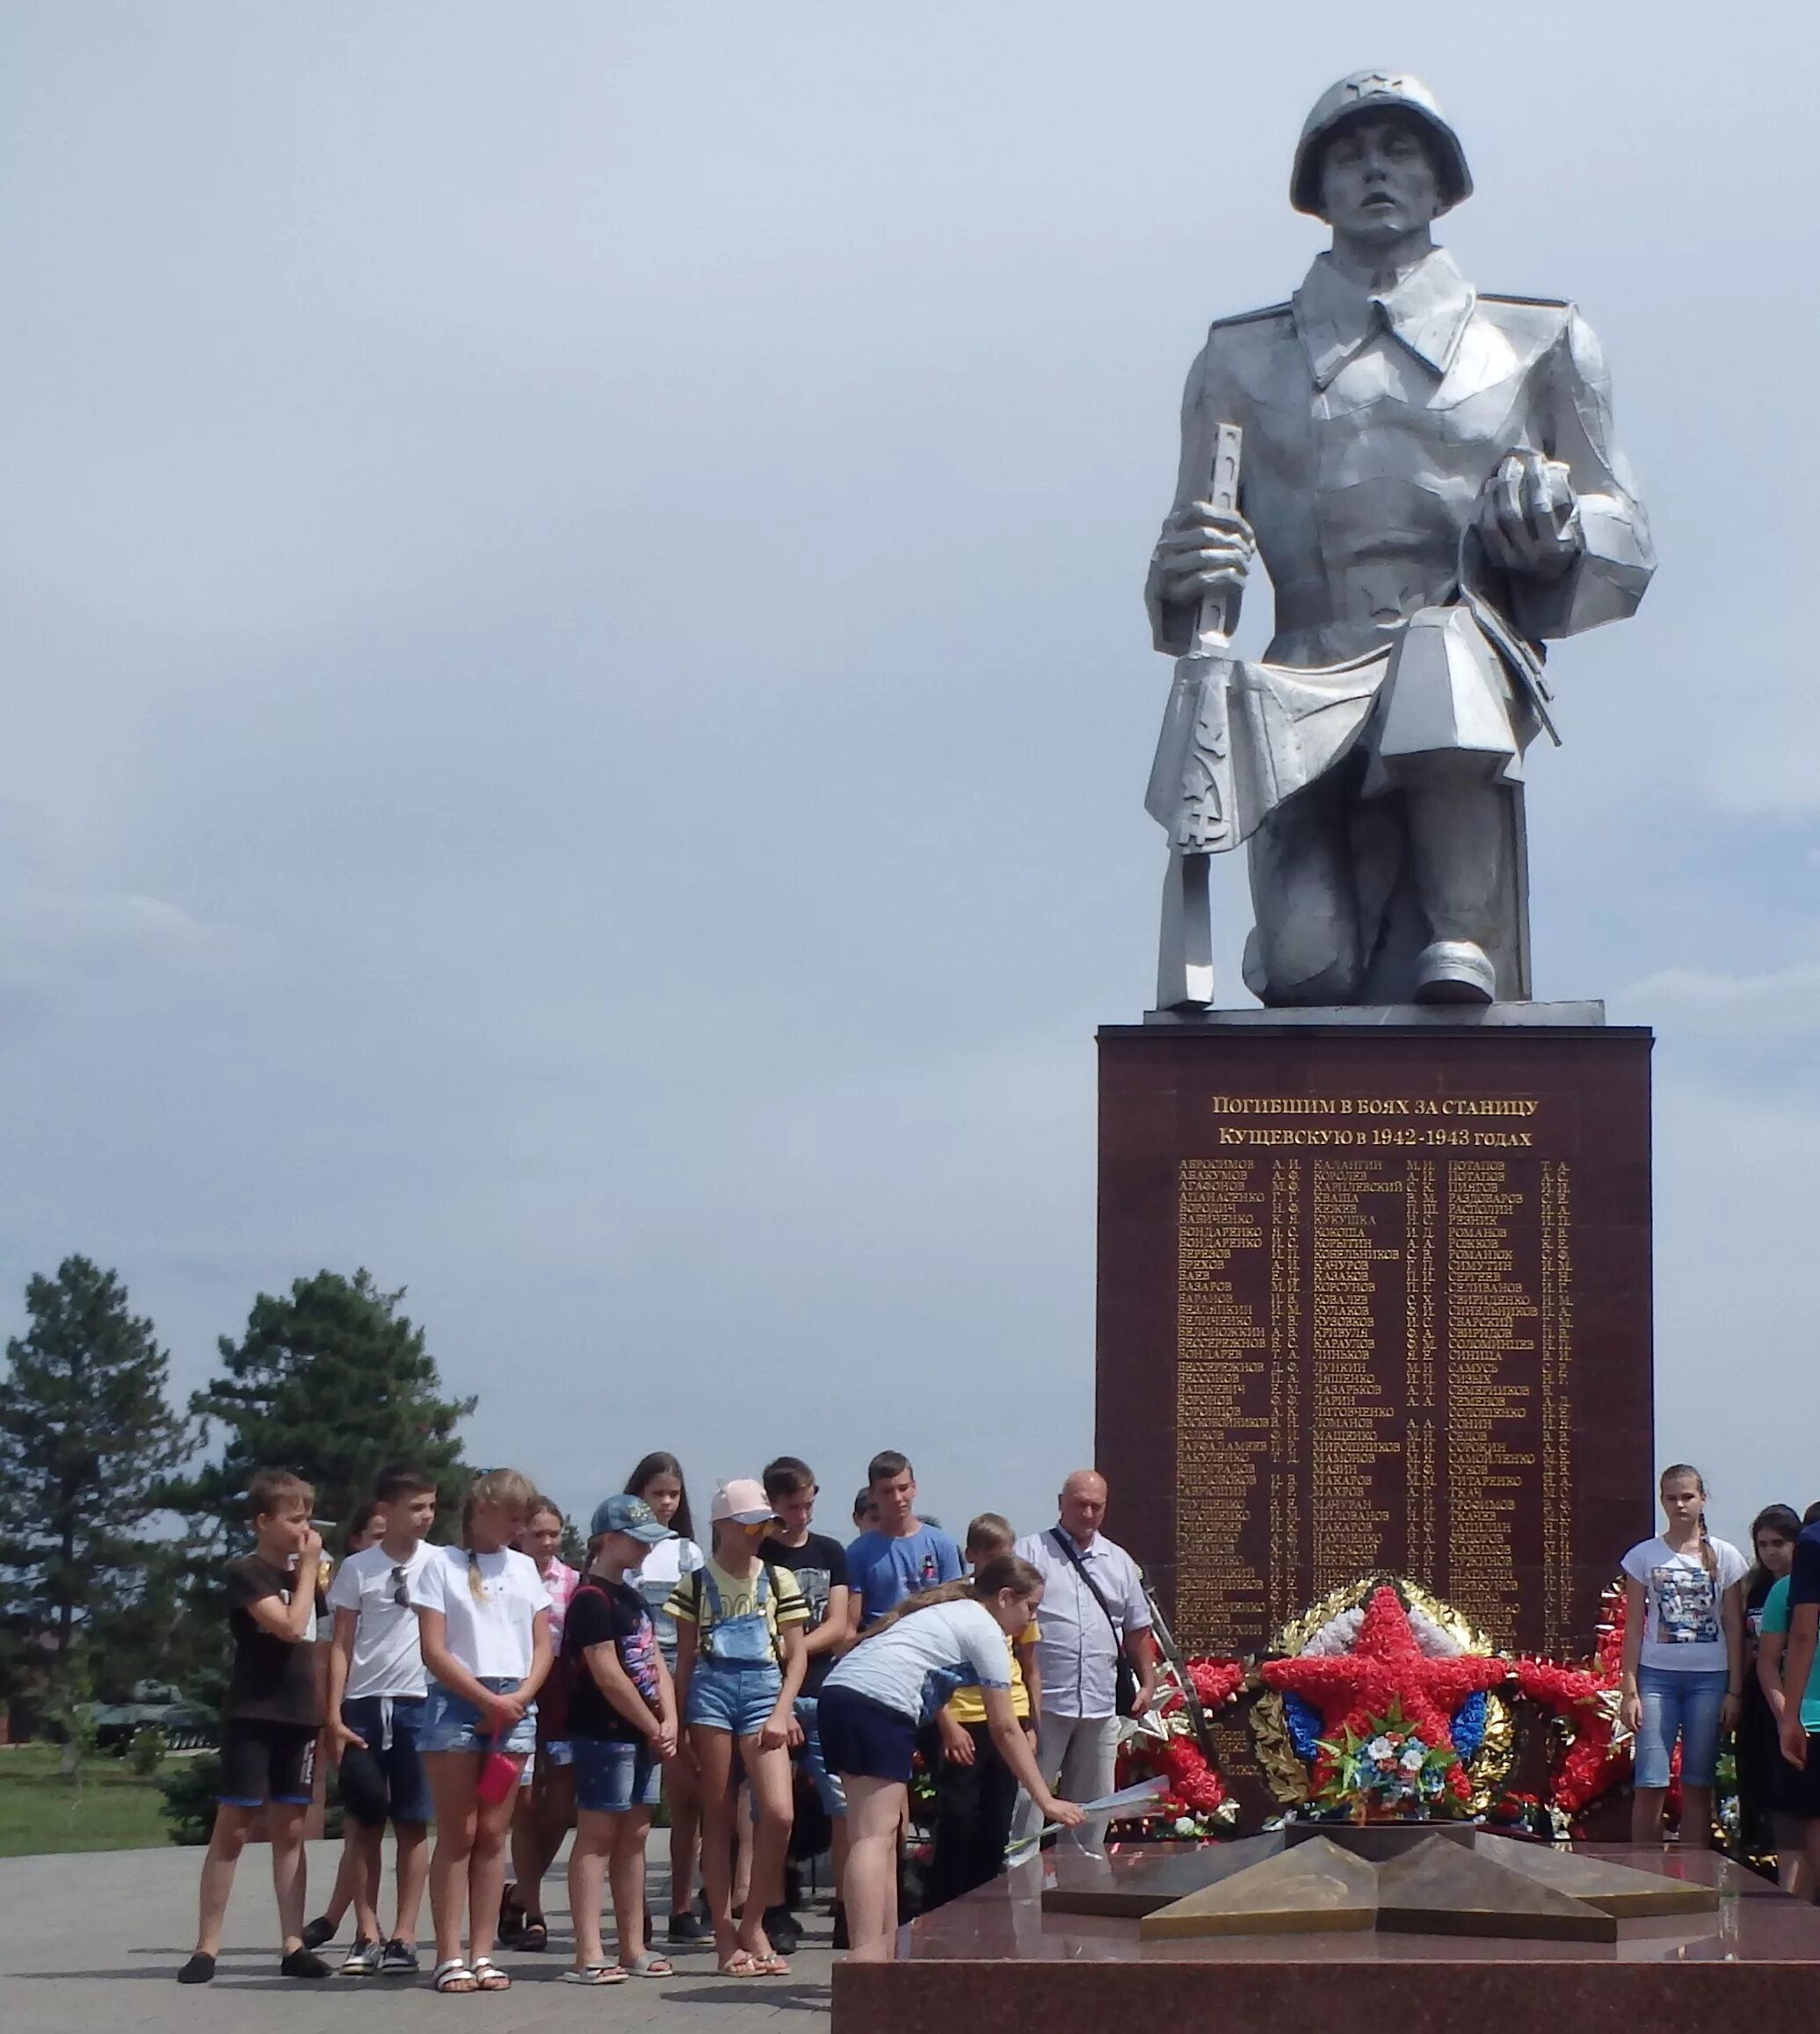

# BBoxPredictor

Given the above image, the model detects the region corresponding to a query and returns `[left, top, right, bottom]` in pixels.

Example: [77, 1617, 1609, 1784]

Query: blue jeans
[794, 1696, 846, 1816]
[1635, 1663, 1729, 1788]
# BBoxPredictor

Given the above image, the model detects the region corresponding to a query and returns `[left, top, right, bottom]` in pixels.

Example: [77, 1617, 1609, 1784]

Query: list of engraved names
[1173, 1091, 1573, 1655]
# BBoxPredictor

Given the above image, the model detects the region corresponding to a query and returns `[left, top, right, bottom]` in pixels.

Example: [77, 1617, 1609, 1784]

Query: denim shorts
[572, 1734, 662, 1814]
[1635, 1663, 1729, 1788]
[793, 1697, 846, 1815]
[337, 1696, 433, 1826]
[418, 1678, 537, 1757]
[685, 1659, 782, 1736]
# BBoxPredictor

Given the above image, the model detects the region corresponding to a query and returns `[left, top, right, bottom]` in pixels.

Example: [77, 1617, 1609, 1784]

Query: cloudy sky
[0, 4, 1813, 1557]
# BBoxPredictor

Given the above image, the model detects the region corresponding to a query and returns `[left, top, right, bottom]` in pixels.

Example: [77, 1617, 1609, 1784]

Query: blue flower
[1284, 1692, 1323, 1761]
[1451, 1690, 1486, 1760]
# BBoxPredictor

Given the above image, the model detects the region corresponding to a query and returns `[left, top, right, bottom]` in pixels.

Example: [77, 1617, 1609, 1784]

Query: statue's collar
[1293, 247, 1476, 389]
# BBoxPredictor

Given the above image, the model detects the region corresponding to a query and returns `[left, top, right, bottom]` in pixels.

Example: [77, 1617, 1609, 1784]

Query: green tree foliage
[0, 1257, 192, 1712]
[173, 1269, 474, 1546]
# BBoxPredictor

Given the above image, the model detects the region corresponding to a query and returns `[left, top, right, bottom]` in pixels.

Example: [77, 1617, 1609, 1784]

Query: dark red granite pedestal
[831, 1844, 1820, 2034]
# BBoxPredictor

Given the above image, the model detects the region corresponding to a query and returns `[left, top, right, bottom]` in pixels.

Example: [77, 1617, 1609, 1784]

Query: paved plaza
[0, 1840, 835, 2033]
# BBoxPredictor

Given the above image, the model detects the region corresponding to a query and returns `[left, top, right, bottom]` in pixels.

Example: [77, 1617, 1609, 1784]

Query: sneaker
[300, 1915, 337, 1951]
[279, 1947, 334, 1980]
[666, 1910, 711, 1944]
[379, 1940, 421, 1976]
[176, 1952, 216, 1985]
[830, 1902, 850, 1951]
[340, 1938, 383, 1976]
[761, 1906, 801, 1957]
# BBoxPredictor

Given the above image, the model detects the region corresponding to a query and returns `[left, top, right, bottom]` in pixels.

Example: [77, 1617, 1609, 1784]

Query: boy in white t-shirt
[325, 1466, 443, 1975]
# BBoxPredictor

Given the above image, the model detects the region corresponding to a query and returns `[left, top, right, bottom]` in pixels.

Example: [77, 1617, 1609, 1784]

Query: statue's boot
[1412, 938, 1496, 1003]
[1403, 757, 1505, 1005]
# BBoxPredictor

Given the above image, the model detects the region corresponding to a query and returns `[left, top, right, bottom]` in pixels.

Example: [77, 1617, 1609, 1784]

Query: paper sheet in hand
[1004, 1776, 1171, 1862]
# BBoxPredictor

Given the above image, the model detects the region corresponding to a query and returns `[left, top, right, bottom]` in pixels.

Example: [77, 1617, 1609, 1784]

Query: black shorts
[1777, 1738, 1820, 1820]
[218, 1717, 317, 1808]
[816, 1685, 918, 1784]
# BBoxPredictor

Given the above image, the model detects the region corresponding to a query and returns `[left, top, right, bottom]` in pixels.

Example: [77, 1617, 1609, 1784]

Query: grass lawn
[0, 1742, 171, 1857]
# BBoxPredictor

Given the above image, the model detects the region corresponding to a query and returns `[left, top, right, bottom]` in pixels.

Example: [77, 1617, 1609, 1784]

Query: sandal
[469, 1958, 511, 1992]
[517, 1917, 548, 1952]
[432, 1959, 477, 1994]
[562, 1965, 628, 1986]
[718, 1951, 760, 1976]
[618, 1951, 674, 1978]
[497, 1889, 526, 1946]
[750, 1954, 792, 1977]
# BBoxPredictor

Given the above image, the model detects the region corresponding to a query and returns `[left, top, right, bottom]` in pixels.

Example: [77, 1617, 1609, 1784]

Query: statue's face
[1317, 113, 1442, 242]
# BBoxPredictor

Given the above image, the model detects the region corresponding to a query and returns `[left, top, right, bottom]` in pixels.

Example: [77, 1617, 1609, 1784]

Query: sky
[0, 3, 1815, 1560]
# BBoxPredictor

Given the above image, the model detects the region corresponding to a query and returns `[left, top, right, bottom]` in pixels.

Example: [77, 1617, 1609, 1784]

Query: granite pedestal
[832, 1844, 1820, 2034]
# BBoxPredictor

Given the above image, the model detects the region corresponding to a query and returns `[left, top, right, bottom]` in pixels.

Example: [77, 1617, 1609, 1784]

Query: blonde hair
[860, 1553, 1041, 1641]
[1661, 1463, 1717, 1581]
[965, 1511, 1014, 1556]
[462, 1467, 537, 1598]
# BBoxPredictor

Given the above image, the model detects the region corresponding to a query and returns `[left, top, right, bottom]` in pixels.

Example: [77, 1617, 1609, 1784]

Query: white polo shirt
[1014, 1527, 1152, 1721]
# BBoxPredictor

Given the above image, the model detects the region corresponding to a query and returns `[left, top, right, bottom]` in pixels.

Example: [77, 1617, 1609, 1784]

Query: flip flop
[617, 1951, 674, 1978]
[431, 1959, 477, 1994]
[718, 1951, 760, 1976]
[750, 1954, 792, 1977]
[562, 1965, 628, 1986]
[468, 1958, 511, 1992]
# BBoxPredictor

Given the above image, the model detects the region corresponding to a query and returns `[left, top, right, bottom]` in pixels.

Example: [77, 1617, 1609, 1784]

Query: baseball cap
[710, 1478, 777, 1525]
[589, 1494, 675, 1544]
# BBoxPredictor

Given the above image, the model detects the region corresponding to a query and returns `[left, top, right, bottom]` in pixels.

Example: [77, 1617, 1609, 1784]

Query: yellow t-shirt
[664, 1560, 808, 1645]
[946, 1622, 1039, 1726]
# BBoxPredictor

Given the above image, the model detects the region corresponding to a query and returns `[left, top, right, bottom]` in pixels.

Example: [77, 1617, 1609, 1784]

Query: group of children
[180, 1445, 1079, 1986]
[1621, 1463, 1820, 1896]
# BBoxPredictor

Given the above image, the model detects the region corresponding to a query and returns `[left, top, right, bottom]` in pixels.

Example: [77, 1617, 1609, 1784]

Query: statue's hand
[1478, 451, 1582, 578]
[1152, 500, 1256, 609]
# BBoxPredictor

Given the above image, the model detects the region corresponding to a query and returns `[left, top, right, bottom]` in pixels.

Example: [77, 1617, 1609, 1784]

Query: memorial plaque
[1096, 1022, 1653, 1661]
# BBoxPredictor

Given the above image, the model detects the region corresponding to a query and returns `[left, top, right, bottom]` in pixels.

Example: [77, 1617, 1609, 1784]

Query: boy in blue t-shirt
[845, 1450, 962, 1627]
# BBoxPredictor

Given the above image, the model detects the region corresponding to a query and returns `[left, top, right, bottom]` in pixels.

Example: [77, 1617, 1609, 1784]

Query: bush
[127, 1726, 169, 1777]
[158, 1752, 221, 1846]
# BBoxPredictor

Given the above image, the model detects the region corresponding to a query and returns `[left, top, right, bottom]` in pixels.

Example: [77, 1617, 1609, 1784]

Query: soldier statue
[1145, 71, 1653, 1009]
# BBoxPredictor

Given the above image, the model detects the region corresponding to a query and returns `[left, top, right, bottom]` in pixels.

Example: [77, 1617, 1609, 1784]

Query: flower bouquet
[1312, 1701, 1466, 1821]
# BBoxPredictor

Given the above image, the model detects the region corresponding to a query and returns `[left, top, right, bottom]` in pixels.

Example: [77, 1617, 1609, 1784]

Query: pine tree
[174, 1269, 475, 1545]
[0, 1256, 193, 1706]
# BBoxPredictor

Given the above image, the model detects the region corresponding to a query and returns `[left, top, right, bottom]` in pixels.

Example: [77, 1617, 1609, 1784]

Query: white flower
[1172, 1816, 1198, 1836]
[1366, 1736, 1396, 1763]
[1401, 1744, 1427, 1771]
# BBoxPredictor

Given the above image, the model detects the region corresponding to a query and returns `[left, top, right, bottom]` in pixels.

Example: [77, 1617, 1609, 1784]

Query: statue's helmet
[1289, 70, 1471, 218]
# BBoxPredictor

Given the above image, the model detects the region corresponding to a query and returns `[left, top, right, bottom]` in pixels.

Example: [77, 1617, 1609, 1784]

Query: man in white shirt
[1013, 1471, 1160, 1852]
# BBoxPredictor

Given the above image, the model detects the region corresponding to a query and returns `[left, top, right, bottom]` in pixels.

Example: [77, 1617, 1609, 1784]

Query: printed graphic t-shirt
[225, 1554, 324, 1726]
[845, 1524, 965, 1627]
[1621, 1534, 1748, 1673]
[564, 1577, 663, 1741]
[760, 1531, 850, 1694]
[665, 1560, 808, 1652]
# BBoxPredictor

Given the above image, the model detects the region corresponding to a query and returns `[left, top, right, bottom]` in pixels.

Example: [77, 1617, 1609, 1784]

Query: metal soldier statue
[1146, 72, 1653, 1009]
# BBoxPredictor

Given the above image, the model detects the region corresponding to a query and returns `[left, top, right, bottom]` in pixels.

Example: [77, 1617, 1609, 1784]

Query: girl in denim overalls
[668, 1480, 808, 1977]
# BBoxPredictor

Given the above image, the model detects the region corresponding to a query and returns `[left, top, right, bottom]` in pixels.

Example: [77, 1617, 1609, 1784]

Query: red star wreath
[1260, 1585, 1508, 1803]
[1513, 1578, 1672, 1824]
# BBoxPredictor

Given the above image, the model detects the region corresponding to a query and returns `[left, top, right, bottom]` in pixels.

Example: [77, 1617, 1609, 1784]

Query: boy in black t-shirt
[761, 1456, 852, 1951]
[178, 1468, 331, 1985]
[562, 1495, 683, 1983]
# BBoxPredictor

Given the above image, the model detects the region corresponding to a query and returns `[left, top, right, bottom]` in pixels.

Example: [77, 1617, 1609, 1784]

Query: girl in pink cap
[666, 1478, 808, 1976]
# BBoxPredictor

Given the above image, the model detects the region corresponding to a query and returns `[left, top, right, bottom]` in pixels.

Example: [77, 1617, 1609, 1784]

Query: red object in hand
[477, 1744, 519, 1806]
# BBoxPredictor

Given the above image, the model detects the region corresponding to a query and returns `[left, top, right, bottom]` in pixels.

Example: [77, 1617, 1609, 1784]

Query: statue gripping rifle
[1145, 71, 1654, 1010]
